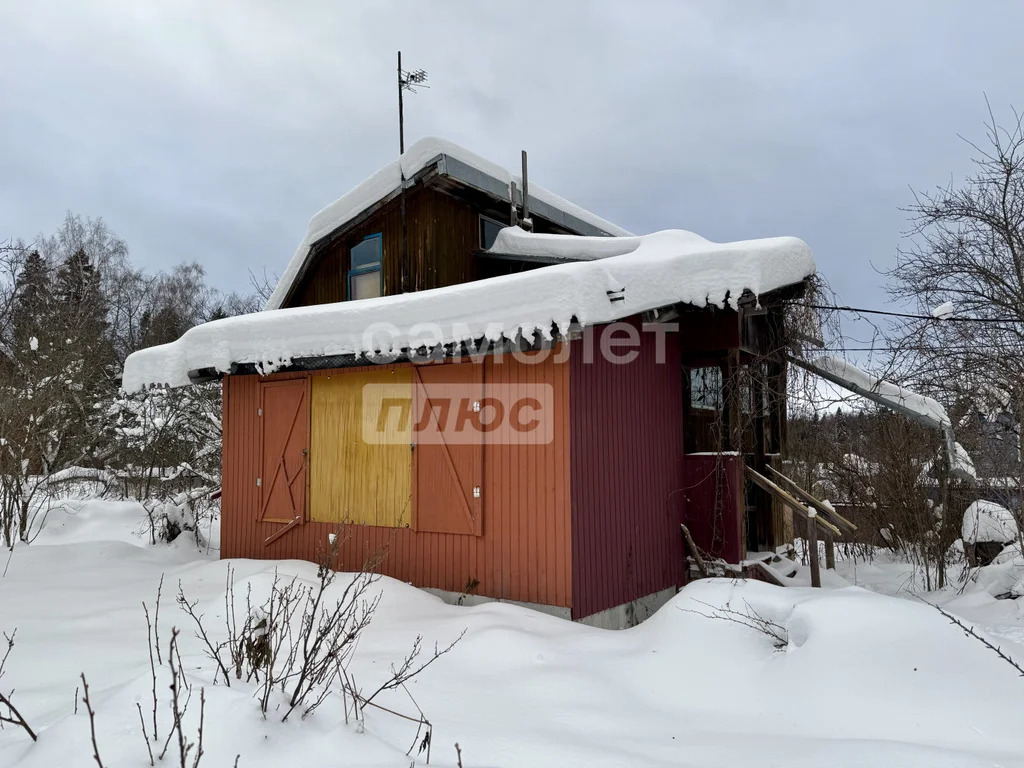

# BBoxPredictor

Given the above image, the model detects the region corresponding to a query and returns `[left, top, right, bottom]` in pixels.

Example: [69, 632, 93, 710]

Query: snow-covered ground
[1, 501, 1023, 767]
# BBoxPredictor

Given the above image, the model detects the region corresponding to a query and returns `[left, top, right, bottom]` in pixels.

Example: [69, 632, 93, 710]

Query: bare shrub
[79, 674, 104, 768]
[0, 629, 36, 742]
[684, 598, 789, 650]
[928, 601, 1024, 678]
[135, 577, 207, 768]
[175, 534, 464, 761]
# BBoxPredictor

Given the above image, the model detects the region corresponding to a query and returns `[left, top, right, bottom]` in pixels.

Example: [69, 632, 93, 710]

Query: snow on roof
[122, 227, 814, 392]
[962, 500, 1018, 544]
[490, 228, 644, 261]
[265, 137, 632, 311]
[919, 441, 977, 484]
[804, 356, 950, 429]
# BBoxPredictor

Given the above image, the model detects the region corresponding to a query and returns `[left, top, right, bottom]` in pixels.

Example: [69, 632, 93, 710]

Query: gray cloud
[2, 0, 1022, 312]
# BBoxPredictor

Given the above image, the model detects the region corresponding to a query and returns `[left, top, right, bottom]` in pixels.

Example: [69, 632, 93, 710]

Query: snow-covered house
[123, 138, 816, 627]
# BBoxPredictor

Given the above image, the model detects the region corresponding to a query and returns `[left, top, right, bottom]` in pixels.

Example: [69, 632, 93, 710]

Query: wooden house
[124, 138, 817, 627]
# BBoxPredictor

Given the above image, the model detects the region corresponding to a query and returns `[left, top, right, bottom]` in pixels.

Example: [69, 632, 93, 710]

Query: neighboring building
[124, 138, 816, 627]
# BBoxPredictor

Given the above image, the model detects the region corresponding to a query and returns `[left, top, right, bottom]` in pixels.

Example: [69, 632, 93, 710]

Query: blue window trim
[347, 233, 382, 300]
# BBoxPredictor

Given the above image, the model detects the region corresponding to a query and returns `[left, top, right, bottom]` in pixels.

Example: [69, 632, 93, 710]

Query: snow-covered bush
[961, 500, 1018, 545]
[962, 500, 1019, 568]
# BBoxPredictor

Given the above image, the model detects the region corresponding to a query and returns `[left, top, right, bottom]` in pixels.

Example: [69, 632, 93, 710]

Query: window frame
[688, 365, 724, 413]
[347, 233, 383, 300]
[479, 215, 506, 250]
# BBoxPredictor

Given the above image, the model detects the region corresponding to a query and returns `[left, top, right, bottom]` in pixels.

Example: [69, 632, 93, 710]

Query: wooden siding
[309, 368, 412, 527]
[221, 351, 572, 608]
[412, 363, 484, 536]
[681, 454, 745, 564]
[284, 186, 480, 308]
[568, 321, 686, 620]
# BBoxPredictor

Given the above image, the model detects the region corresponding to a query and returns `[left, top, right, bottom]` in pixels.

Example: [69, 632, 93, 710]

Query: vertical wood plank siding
[221, 352, 572, 608]
[680, 454, 745, 564]
[568, 320, 686, 620]
[309, 369, 412, 527]
[285, 186, 479, 308]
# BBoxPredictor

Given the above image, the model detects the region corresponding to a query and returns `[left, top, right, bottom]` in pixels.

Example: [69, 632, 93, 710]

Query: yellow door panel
[310, 368, 412, 526]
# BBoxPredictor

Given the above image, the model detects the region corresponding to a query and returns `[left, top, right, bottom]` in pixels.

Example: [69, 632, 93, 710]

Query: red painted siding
[681, 453, 745, 564]
[568, 320, 686, 620]
[221, 353, 572, 608]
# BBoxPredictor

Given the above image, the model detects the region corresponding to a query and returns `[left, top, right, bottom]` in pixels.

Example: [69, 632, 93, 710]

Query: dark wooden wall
[568, 319, 686, 620]
[282, 181, 590, 309]
[284, 186, 481, 308]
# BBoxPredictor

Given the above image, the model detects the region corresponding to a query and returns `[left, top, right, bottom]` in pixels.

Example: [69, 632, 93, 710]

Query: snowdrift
[1, 501, 1022, 767]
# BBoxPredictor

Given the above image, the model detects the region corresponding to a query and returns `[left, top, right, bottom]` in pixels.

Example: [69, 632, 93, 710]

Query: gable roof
[123, 227, 814, 392]
[265, 137, 633, 311]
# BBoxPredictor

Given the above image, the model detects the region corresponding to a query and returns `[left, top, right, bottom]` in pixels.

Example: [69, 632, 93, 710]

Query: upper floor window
[349, 233, 382, 300]
[479, 215, 506, 250]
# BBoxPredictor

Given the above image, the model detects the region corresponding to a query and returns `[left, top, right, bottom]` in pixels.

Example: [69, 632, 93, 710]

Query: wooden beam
[745, 466, 842, 537]
[680, 524, 709, 578]
[725, 349, 742, 452]
[765, 465, 858, 532]
[263, 516, 302, 546]
[807, 514, 821, 588]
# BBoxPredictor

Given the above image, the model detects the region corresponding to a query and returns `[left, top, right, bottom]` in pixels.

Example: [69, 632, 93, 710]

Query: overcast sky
[2, 1, 1023, 313]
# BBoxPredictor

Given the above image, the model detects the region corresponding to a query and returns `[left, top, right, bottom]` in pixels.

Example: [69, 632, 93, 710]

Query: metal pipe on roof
[521, 150, 532, 231]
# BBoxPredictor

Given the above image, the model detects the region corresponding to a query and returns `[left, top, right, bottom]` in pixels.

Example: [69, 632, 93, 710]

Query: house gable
[269, 137, 631, 311]
[282, 184, 481, 308]
[280, 179, 612, 311]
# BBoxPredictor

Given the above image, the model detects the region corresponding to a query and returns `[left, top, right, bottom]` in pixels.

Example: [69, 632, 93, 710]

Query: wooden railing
[745, 465, 858, 587]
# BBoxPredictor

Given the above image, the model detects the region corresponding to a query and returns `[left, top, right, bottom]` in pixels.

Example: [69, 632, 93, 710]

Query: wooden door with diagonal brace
[258, 379, 309, 533]
[412, 363, 483, 536]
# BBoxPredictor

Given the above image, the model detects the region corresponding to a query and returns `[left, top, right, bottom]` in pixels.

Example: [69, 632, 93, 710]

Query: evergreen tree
[10, 250, 51, 354]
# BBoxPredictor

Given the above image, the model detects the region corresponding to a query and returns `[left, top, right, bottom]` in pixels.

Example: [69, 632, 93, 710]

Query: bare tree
[886, 102, 1024, 564]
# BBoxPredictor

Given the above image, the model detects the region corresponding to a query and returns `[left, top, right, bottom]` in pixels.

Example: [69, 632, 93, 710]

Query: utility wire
[787, 302, 1020, 324]
[819, 345, 1024, 353]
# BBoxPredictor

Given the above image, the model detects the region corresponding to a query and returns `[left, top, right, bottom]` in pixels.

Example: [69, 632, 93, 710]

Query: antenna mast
[397, 51, 428, 155]
[396, 53, 428, 291]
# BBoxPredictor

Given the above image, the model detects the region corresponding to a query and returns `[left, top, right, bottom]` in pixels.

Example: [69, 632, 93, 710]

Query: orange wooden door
[413, 363, 484, 535]
[258, 379, 310, 530]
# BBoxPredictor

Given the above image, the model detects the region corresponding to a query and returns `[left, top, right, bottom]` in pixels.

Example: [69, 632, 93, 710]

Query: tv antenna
[398, 51, 428, 154]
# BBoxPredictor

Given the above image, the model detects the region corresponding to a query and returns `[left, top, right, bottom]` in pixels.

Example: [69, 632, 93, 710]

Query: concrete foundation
[574, 586, 678, 629]
[423, 586, 678, 630]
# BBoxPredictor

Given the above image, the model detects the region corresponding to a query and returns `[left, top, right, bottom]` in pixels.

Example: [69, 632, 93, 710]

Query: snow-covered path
[1, 502, 1022, 767]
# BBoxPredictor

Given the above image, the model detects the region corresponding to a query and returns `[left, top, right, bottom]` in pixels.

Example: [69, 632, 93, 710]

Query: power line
[816, 346, 1024, 357]
[788, 302, 1020, 324]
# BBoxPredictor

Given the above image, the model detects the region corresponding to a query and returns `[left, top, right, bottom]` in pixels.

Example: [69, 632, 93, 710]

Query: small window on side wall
[348, 233, 382, 300]
[689, 366, 723, 411]
[479, 216, 506, 250]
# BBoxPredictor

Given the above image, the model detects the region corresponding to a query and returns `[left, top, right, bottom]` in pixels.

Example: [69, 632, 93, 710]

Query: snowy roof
[265, 137, 632, 311]
[798, 356, 951, 429]
[123, 227, 815, 392]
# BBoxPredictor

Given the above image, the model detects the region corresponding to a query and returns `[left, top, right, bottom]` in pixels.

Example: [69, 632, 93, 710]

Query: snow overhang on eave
[182, 329, 569, 385]
[124, 230, 814, 394]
